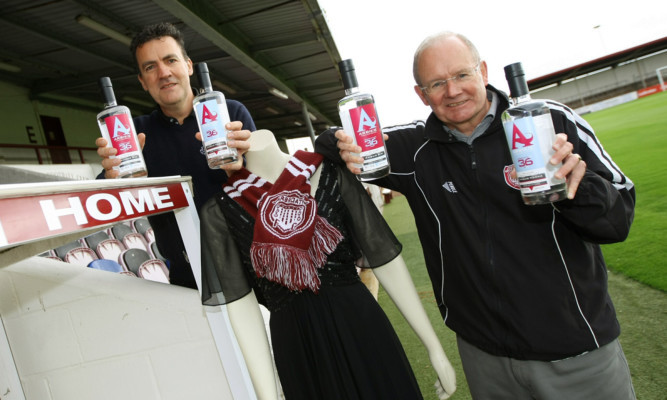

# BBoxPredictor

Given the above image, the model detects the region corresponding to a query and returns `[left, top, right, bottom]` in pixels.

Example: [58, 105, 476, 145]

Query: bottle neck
[344, 86, 360, 96]
[512, 93, 532, 106]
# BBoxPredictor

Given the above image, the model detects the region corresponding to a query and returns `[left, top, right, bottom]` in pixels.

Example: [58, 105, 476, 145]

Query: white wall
[0, 257, 235, 400]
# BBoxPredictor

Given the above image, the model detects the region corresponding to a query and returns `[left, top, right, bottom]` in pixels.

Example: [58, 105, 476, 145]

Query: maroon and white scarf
[223, 151, 343, 293]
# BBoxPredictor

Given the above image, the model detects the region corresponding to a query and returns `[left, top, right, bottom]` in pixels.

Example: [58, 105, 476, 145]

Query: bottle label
[503, 114, 558, 194]
[104, 114, 139, 156]
[195, 99, 231, 155]
[346, 104, 388, 171]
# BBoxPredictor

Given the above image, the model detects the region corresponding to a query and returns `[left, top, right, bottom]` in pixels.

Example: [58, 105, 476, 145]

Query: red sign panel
[637, 84, 665, 98]
[0, 183, 189, 247]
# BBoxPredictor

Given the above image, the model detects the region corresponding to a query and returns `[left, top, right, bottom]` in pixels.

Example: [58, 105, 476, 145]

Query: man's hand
[334, 129, 364, 174]
[195, 121, 251, 175]
[96, 133, 146, 179]
[551, 133, 586, 199]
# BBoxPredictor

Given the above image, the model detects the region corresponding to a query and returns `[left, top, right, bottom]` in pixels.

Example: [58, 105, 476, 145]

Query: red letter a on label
[511, 124, 533, 149]
[201, 105, 218, 124]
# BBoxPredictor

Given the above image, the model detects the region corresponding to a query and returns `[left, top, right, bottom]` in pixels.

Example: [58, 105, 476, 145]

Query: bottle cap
[195, 62, 212, 92]
[504, 62, 529, 98]
[338, 59, 358, 90]
[98, 76, 117, 106]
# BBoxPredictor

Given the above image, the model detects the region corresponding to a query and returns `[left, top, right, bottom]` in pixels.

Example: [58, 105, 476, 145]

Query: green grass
[582, 91, 667, 292]
[378, 91, 667, 399]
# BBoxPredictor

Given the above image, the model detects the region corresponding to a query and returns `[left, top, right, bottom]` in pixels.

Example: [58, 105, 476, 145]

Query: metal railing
[0, 143, 97, 164]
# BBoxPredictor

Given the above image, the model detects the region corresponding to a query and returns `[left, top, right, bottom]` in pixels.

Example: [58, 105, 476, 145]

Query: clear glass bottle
[193, 62, 237, 168]
[501, 62, 567, 205]
[97, 77, 147, 178]
[337, 59, 390, 181]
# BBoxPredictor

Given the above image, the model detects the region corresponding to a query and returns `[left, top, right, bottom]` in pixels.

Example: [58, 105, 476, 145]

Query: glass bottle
[337, 59, 390, 181]
[193, 62, 237, 168]
[501, 62, 567, 205]
[97, 77, 147, 178]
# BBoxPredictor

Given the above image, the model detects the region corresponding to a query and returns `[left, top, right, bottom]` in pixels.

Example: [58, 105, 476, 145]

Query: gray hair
[412, 31, 481, 86]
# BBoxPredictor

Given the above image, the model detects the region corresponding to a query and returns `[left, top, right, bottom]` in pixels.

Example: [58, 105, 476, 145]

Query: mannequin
[202, 130, 456, 399]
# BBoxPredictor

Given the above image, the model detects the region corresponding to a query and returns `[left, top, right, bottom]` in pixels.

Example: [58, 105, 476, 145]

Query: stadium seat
[54, 240, 84, 260]
[137, 259, 170, 284]
[132, 217, 151, 235]
[88, 259, 124, 273]
[109, 223, 134, 241]
[143, 227, 155, 243]
[132, 217, 155, 242]
[119, 248, 152, 275]
[38, 250, 62, 261]
[148, 241, 168, 264]
[122, 232, 149, 252]
[83, 230, 110, 251]
[96, 239, 125, 261]
[64, 247, 98, 267]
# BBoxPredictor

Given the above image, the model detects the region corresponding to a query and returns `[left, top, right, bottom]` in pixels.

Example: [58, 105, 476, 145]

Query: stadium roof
[0, 0, 346, 140]
[528, 36, 667, 91]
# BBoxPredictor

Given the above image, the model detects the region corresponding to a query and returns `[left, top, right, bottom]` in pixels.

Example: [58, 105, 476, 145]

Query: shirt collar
[156, 87, 198, 126]
[442, 89, 498, 145]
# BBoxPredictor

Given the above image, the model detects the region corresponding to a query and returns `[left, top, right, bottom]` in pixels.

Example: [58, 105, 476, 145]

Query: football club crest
[259, 190, 316, 240]
[503, 164, 520, 190]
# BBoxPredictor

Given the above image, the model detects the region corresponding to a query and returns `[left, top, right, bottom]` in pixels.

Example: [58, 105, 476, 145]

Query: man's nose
[156, 62, 171, 78]
[443, 80, 463, 97]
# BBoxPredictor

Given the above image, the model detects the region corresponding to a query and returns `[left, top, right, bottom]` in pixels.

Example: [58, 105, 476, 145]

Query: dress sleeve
[335, 163, 402, 268]
[200, 196, 252, 305]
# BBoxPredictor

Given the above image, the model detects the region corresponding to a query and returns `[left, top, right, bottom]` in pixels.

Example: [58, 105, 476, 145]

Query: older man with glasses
[315, 31, 636, 399]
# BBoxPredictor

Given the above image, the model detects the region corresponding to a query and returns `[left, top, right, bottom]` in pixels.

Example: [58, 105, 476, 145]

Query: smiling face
[413, 36, 490, 135]
[136, 36, 194, 117]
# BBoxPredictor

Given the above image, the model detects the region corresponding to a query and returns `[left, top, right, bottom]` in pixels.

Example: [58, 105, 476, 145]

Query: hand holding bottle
[550, 134, 586, 199]
[195, 121, 251, 175]
[333, 128, 391, 175]
[95, 133, 146, 179]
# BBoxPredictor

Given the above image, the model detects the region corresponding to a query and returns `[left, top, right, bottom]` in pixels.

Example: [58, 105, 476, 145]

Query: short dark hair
[130, 22, 189, 71]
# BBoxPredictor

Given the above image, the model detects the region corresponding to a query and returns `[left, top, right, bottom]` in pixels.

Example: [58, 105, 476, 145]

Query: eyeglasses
[420, 64, 480, 95]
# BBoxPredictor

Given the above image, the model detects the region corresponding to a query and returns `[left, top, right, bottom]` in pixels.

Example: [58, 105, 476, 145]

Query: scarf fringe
[251, 216, 343, 293]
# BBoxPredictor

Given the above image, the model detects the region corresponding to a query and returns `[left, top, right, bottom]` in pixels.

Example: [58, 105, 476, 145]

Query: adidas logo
[442, 181, 457, 193]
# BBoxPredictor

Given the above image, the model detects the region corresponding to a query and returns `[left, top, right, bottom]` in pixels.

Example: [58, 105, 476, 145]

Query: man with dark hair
[96, 22, 255, 289]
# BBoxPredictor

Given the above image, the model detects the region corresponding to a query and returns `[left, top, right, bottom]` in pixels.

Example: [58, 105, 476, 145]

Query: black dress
[200, 159, 423, 400]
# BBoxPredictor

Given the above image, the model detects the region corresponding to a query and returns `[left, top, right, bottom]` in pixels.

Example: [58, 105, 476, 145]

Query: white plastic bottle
[97, 77, 147, 178]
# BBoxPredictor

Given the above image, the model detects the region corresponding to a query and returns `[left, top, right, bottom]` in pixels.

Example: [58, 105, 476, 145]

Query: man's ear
[187, 58, 193, 76]
[414, 85, 430, 106]
[137, 73, 147, 91]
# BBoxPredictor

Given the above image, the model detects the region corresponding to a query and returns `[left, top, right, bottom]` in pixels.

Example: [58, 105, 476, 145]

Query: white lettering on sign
[40, 197, 88, 230]
[38, 188, 174, 231]
[120, 190, 156, 214]
[152, 187, 174, 208]
[86, 193, 122, 221]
